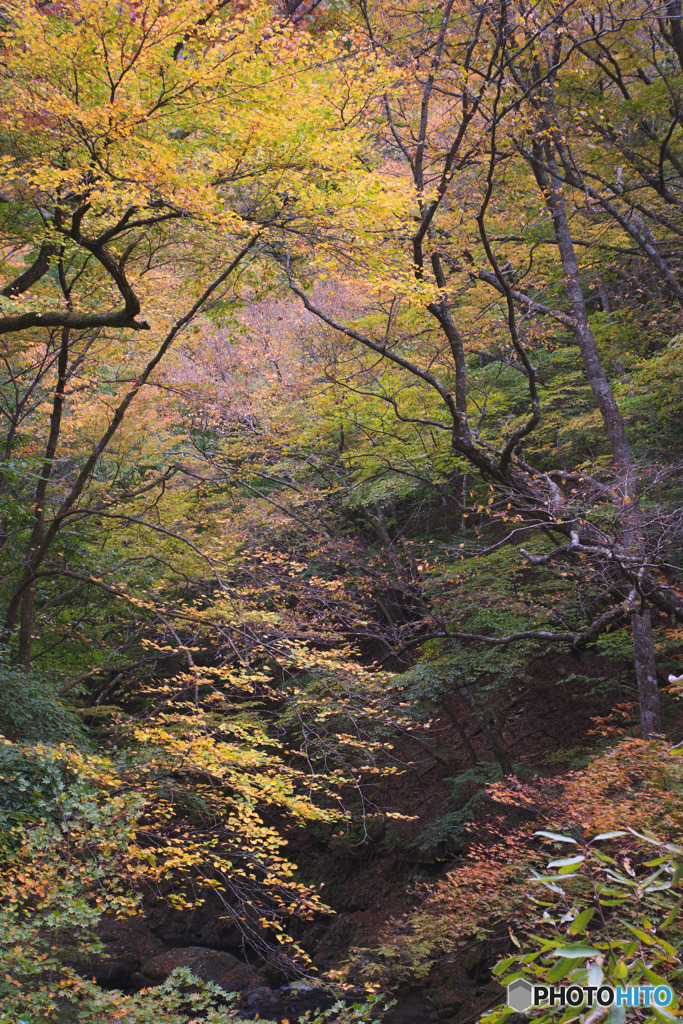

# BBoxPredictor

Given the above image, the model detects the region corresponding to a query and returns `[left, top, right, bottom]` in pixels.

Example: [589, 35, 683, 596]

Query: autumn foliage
[1, 0, 683, 1021]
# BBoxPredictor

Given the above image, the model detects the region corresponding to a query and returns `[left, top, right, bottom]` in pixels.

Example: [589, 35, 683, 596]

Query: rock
[197, 916, 243, 950]
[245, 986, 279, 1008]
[143, 894, 244, 950]
[70, 915, 166, 989]
[140, 946, 259, 992]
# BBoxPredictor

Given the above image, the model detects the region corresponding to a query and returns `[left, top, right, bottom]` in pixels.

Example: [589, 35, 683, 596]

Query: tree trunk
[18, 585, 36, 669]
[6, 327, 70, 664]
[454, 687, 515, 776]
[530, 146, 662, 736]
[631, 607, 662, 738]
[441, 696, 479, 764]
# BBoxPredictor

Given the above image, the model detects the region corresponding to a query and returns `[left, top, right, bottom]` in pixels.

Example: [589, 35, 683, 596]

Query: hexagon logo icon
[507, 978, 534, 1012]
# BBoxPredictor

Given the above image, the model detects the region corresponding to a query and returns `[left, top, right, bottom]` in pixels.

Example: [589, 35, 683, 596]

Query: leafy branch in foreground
[485, 825, 683, 1024]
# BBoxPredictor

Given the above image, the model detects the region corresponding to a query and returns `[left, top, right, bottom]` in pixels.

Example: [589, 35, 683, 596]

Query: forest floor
[81, 650, 683, 1023]
[281, 650, 666, 1020]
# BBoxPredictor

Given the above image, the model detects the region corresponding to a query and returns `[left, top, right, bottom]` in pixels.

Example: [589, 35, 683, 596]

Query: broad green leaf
[640, 964, 677, 995]
[546, 957, 575, 982]
[492, 956, 519, 976]
[551, 944, 601, 959]
[531, 875, 566, 894]
[639, 866, 665, 888]
[623, 924, 656, 946]
[655, 938, 679, 957]
[604, 869, 637, 886]
[568, 908, 595, 935]
[592, 831, 628, 841]
[548, 856, 585, 869]
[613, 959, 629, 980]
[627, 829, 683, 854]
[592, 849, 618, 864]
[528, 935, 563, 952]
[496, 973, 525, 987]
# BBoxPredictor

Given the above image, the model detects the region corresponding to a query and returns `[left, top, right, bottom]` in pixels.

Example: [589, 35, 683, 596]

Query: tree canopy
[0, 1, 682, 1022]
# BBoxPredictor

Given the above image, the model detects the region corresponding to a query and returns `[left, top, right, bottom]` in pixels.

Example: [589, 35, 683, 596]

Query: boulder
[245, 985, 280, 1009]
[140, 946, 258, 992]
[71, 915, 166, 989]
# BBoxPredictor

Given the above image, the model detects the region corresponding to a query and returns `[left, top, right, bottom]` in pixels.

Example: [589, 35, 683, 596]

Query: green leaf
[492, 957, 519, 976]
[556, 1004, 582, 1024]
[528, 935, 563, 952]
[548, 856, 585, 869]
[604, 869, 636, 886]
[662, 896, 683, 929]
[639, 866, 665, 888]
[606, 1003, 626, 1024]
[551, 944, 601, 959]
[640, 965, 677, 993]
[591, 849, 617, 864]
[612, 959, 628, 980]
[535, 831, 577, 844]
[655, 937, 679, 957]
[627, 829, 683, 854]
[652, 1008, 678, 1024]
[592, 831, 628, 841]
[531, 877, 567, 894]
[568, 908, 595, 935]
[623, 924, 655, 946]
[496, 973, 525, 988]
[546, 957, 575, 983]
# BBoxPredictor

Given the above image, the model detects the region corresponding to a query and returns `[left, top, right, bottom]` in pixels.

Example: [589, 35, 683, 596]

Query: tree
[0, 0, 394, 666]
[286, 0, 683, 738]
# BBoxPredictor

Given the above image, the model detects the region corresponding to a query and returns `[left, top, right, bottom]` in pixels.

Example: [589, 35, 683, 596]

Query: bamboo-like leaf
[551, 944, 601, 959]
[548, 855, 585, 868]
[535, 831, 578, 844]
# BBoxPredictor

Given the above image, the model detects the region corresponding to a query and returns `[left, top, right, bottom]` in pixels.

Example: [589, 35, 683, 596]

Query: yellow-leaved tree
[0, 0, 399, 664]
[0, 0, 404, 1010]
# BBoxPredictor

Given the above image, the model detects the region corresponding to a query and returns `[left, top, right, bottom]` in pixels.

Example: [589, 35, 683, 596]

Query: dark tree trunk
[456, 686, 515, 776]
[7, 327, 70, 664]
[529, 146, 662, 737]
